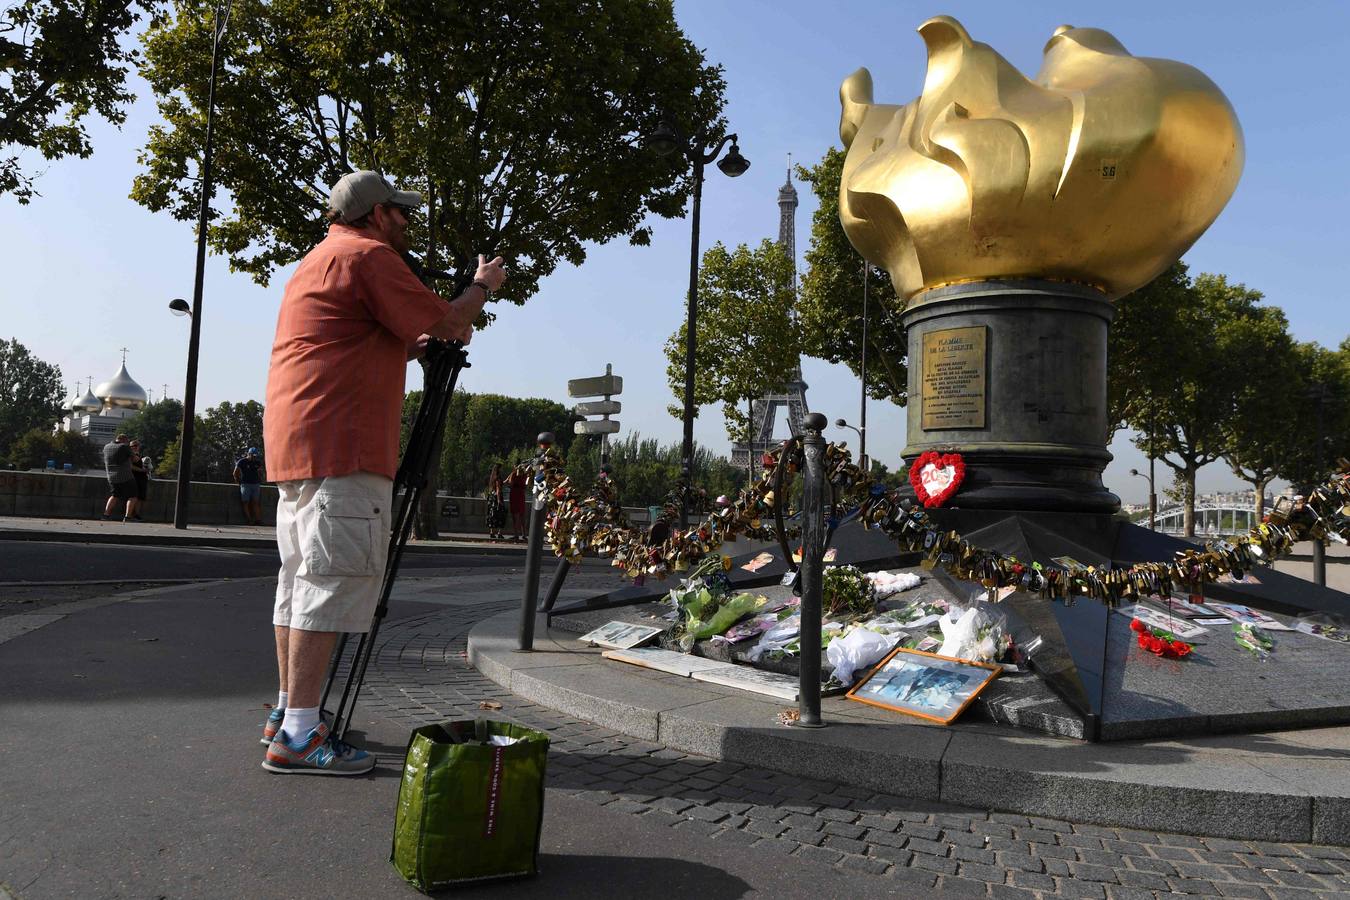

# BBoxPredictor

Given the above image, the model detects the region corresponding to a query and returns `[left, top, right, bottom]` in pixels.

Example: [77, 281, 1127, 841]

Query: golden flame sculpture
[839, 16, 1244, 301]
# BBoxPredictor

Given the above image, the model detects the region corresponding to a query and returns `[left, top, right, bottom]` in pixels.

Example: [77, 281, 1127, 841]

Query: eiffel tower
[731, 160, 810, 472]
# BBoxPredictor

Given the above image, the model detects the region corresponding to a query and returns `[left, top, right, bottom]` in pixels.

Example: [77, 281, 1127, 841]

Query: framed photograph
[1117, 604, 1210, 640]
[846, 647, 1000, 725]
[578, 620, 664, 650]
[1159, 593, 1221, 618]
[1207, 602, 1292, 631]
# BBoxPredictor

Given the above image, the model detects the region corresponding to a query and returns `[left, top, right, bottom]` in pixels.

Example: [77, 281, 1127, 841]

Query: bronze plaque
[921, 326, 987, 430]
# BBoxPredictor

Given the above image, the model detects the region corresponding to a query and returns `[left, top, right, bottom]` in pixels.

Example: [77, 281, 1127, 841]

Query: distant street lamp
[647, 118, 749, 527]
[858, 259, 869, 474]
[168, 298, 192, 317]
[1129, 467, 1156, 530]
[173, 1, 232, 530]
[835, 418, 866, 474]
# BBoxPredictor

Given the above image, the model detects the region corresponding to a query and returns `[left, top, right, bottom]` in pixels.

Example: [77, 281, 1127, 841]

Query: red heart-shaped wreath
[909, 451, 965, 508]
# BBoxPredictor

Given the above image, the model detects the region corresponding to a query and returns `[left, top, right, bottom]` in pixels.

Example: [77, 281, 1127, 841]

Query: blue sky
[3, 0, 1346, 504]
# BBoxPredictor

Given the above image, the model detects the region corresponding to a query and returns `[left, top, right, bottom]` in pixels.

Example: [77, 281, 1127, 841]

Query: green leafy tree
[1218, 306, 1299, 518]
[133, 0, 727, 291]
[8, 427, 99, 469]
[663, 239, 799, 481]
[121, 397, 184, 465]
[0, 0, 145, 202]
[1277, 339, 1350, 491]
[0, 337, 64, 453]
[436, 391, 575, 496]
[161, 400, 264, 482]
[1107, 261, 1192, 441]
[136, 0, 724, 535]
[565, 432, 743, 509]
[1116, 272, 1268, 535]
[796, 147, 907, 404]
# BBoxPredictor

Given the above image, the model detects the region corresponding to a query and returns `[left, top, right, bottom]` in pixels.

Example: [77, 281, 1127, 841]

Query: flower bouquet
[1129, 617, 1194, 659]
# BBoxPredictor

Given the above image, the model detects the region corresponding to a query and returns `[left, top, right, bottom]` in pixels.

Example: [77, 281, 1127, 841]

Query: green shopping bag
[391, 720, 550, 891]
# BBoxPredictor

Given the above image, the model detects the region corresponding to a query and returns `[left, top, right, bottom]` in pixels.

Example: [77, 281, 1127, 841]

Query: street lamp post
[1129, 467, 1156, 530]
[859, 259, 869, 473]
[172, 2, 231, 530]
[648, 119, 749, 527]
[834, 418, 866, 474]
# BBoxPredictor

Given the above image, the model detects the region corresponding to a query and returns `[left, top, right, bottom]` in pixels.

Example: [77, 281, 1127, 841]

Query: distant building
[57, 355, 149, 444]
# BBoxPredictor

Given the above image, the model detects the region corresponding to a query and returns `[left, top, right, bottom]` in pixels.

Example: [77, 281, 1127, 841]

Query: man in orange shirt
[260, 170, 506, 775]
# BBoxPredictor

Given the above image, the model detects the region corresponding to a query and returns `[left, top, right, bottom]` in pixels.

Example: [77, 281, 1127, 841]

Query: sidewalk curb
[468, 610, 1350, 846]
[0, 527, 528, 556]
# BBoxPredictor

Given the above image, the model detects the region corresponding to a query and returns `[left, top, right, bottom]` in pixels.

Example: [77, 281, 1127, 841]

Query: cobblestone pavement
[357, 595, 1350, 899]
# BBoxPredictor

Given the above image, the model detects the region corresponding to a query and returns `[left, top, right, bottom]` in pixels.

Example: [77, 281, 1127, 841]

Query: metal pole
[1147, 409, 1157, 532]
[517, 432, 554, 651]
[173, 5, 227, 530]
[680, 157, 704, 530]
[859, 260, 868, 474]
[796, 412, 827, 728]
[1313, 386, 1327, 587]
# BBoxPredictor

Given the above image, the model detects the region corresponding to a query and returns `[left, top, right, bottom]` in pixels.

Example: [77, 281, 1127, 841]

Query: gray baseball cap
[328, 170, 423, 223]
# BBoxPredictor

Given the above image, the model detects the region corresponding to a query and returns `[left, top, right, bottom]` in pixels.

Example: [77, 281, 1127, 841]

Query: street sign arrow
[574, 400, 621, 416]
[574, 420, 620, 435]
[567, 374, 623, 398]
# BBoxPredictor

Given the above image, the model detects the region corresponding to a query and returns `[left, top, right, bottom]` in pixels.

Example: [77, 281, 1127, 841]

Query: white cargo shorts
[273, 471, 393, 634]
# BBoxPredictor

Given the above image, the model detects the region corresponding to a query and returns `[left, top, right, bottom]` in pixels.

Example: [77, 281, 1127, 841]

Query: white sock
[281, 706, 319, 741]
[276, 691, 288, 711]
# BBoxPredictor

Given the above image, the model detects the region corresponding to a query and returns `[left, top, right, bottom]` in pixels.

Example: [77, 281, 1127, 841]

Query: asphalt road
[0, 540, 525, 583]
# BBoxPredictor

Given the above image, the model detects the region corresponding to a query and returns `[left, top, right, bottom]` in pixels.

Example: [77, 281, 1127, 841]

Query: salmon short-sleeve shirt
[263, 225, 447, 483]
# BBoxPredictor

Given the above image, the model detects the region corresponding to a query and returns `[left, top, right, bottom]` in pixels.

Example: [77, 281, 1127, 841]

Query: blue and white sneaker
[261, 722, 375, 776]
[259, 708, 285, 746]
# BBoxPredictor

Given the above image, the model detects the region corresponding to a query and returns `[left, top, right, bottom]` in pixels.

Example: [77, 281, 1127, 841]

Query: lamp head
[1129, 468, 1140, 477]
[717, 140, 750, 177]
[646, 120, 682, 157]
[834, 418, 848, 428]
[168, 298, 191, 317]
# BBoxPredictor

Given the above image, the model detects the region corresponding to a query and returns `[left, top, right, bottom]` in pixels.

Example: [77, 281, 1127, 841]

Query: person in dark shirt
[101, 434, 135, 521]
[233, 447, 265, 526]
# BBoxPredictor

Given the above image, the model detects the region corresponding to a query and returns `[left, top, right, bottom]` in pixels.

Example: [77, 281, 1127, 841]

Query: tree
[433, 391, 575, 496]
[121, 397, 184, 463]
[1218, 305, 1298, 518]
[1277, 340, 1350, 491]
[160, 400, 264, 481]
[1107, 262, 1192, 441]
[796, 148, 908, 404]
[1116, 272, 1267, 535]
[663, 239, 799, 481]
[0, 0, 145, 202]
[133, 0, 727, 293]
[0, 337, 63, 453]
[8, 427, 99, 469]
[565, 432, 744, 509]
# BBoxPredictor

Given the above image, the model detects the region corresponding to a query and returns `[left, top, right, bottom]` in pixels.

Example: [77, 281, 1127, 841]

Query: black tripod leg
[325, 343, 470, 742]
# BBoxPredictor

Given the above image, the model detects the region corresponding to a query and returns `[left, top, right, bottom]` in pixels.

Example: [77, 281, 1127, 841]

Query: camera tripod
[319, 257, 471, 742]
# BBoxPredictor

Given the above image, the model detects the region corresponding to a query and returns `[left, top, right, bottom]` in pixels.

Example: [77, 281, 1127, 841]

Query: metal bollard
[797, 412, 827, 728]
[517, 431, 555, 651]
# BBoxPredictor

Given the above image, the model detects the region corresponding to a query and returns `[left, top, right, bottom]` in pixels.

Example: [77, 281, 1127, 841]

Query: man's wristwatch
[472, 280, 492, 297]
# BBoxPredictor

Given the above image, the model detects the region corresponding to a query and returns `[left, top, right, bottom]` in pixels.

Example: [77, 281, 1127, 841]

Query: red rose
[1130, 618, 1147, 634]
[1144, 635, 1166, 655]
[1171, 641, 1193, 658]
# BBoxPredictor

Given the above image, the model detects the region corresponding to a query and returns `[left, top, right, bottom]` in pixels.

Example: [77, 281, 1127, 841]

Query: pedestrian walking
[260, 169, 506, 775]
[485, 463, 506, 541]
[101, 434, 135, 521]
[128, 439, 148, 520]
[234, 447, 265, 526]
[508, 463, 528, 541]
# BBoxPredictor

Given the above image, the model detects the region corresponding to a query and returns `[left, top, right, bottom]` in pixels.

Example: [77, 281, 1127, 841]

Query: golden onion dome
[73, 386, 103, 413]
[93, 362, 148, 410]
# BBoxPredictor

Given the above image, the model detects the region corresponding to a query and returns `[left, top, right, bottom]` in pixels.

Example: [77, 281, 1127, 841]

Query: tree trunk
[1252, 476, 1269, 521]
[1182, 464, 1197, 538]
[746, 395, 755, 484]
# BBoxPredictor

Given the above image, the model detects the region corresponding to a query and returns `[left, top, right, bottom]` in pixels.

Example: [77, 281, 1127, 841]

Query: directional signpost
[568, 364, 622, 462]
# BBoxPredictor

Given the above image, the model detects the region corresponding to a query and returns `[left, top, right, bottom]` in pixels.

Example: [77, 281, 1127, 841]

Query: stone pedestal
[900, 279, 1119, 513]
